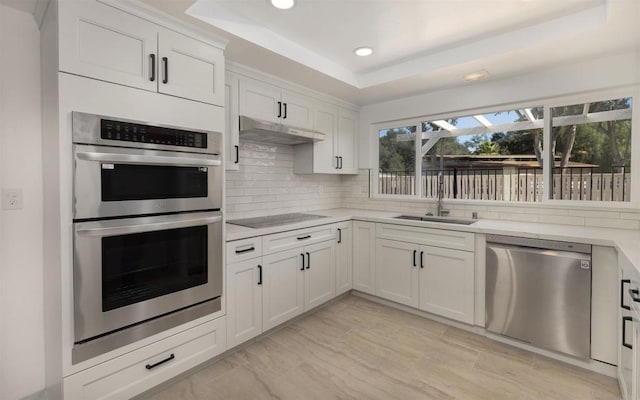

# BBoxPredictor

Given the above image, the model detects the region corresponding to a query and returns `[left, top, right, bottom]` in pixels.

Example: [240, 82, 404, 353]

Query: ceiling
[3, 0, 639, 105]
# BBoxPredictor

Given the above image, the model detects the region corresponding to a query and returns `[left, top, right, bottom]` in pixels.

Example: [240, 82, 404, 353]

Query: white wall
[226, 140, 344, 220]
[0, 4, 45, 400]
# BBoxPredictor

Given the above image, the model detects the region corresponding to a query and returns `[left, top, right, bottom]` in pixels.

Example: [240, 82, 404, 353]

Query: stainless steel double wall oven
[71, 112, 223, 363]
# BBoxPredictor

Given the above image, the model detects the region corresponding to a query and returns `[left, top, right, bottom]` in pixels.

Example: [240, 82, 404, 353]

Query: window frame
[371, 88, 640, 209]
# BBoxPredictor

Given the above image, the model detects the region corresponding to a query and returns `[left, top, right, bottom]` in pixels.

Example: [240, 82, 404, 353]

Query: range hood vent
[239, 116, 325, 145]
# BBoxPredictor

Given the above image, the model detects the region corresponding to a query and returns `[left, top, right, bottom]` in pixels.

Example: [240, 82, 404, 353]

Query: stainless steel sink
[393, 214, 477, 225]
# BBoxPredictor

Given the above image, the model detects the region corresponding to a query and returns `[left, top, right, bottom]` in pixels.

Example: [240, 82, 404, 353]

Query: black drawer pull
[300, 253, 305, 271]
[297, 235, 311, 240]
[277, 101, 282, 118]
[258, 264, 262, 285]
[623, 316, 633, 349]
[420, 251, 424, 269]
[337, 228, 342, 244]
[622, 279, 631, 310]
[146, 353, 175, 370]
[234, 145, 239, 164]
[235, 246, 255, 254]
[306, 252, 310, 269]
[412, 250, 416, 267]
[283, 102, 287, 119]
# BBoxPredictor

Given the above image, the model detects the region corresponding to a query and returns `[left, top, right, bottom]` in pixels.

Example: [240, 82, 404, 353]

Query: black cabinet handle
[337, 228, 342, 244]
[300, 253, 305, 271]
[420, 251, 424, 268]
[335, 156, 340, 169]
[412, 250, 416, 267]
[235, 246, 255, 254]
[146, 353, 175, 370]
[162, 57, 168, 84]
[234, 145, 239, 164]
[631, 288, 640, 303]
[258, 265, 262, 285]
[339, 156, 343, 169]
[306, 252, 310, 269]
[149, 54, 156, 82]
[297, 235, 311, 240]
[622, 279, 631, 310]
[277, 101, 282, 118]
[283, 103, 287, 119]
[623, 316, 633, 349]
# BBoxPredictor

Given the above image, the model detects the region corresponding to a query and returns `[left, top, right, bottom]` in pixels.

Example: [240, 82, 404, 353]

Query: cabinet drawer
[227, 237, 263, 264]
[376, 223, 474, 252]
[263, 225, 334, 255]
[64, 317, 226, 400]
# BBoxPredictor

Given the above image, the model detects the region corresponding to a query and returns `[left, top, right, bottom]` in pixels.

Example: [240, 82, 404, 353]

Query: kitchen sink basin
[393, 215, 477, 225]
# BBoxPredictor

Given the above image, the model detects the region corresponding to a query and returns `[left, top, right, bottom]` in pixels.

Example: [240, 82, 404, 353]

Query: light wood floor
[143, 294, 621, 400]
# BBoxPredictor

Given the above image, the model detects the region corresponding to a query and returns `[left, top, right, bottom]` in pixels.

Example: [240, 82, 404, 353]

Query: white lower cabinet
[419, 246, 475, 324]
[353, 221, 376, 295]
[373, 223, 475, 324]
[262, 248, 306, 331]
[304, 240, 337, 309]
[262, 239, 336, 331]
[335, 221, 353, 295]
[64, 317, 226, 400]
[226, 258, 263, 348]
[375, 239, 419, 307]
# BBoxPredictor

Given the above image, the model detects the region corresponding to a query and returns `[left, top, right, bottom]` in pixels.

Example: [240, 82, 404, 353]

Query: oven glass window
[102, 226, 208, 311]
[101, 164, 208, 201]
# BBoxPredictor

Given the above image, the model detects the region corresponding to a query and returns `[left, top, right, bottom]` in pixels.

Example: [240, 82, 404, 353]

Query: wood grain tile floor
[143, 295, 621, 400]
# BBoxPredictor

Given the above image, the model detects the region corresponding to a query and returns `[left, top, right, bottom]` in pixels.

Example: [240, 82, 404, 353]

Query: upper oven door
[73, 144, 222, 219]
[73, 211, 223, 343]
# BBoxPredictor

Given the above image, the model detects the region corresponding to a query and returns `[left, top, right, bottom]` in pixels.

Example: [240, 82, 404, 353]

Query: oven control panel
[101, 119, 207, 149]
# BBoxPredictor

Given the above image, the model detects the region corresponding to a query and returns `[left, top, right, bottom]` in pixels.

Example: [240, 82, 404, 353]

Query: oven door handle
[76, 215, 222, 237]
[76, 151, 221, 167]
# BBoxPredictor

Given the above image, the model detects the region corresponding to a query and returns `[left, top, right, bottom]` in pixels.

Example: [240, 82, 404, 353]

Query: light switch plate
[2, 188, 23, 210]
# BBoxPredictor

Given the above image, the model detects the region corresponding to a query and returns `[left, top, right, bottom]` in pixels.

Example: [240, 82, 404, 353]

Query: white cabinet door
[353, 221, 376, 295]
[225, 75, 240, 170]
[226, 259, 262, 348]
[375, 239, 419, 307]
[335, 222, 353, 295]
[262, 249, 305, 331]
[239, 78, 282, 123]
[304, 240, 336, 310]
[337, 107, 358, 174]
[419, 246, 475, 324]
[281, 91, 315, 130]
[312, 102, 339, 173]
[157, 29, 224, 106]
[59, 0, 158, 92]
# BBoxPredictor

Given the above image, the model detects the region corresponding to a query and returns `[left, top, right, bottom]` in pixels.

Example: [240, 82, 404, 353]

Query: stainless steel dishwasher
[485, 235, 592, 359]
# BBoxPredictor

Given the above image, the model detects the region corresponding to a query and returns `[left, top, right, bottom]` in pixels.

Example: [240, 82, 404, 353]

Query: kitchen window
[375, 95, 634, 204]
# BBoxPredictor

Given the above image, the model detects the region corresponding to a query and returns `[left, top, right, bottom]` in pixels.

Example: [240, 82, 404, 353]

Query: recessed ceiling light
[354, 47, 373, 57]
[270, 0, 295, 10]
[463, 70, 489, 82]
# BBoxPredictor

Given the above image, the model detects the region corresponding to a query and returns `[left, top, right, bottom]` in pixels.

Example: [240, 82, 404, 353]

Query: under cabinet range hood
[239, 116, 325, 145]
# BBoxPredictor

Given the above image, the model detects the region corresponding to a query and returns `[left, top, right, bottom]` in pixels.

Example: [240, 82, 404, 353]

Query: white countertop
[226, 208, 640, 269]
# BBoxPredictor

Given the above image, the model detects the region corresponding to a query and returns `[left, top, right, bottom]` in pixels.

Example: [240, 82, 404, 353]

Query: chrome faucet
[436, 172, 449, 217]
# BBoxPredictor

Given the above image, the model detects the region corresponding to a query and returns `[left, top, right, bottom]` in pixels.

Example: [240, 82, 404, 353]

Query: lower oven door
[73, 211, 222, 344]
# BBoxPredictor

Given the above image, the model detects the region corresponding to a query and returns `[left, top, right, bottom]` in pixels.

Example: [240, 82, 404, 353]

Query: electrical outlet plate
[2, 188, 23, 210]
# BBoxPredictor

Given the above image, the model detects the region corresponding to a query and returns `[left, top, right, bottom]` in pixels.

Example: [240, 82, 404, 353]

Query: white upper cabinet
[157, 28, 225, 106]
[336, 107, 359, 174]
[59, 1, 224, 106]
[225, 74, 240, 170]
[239, 77, 314, 129]
[293, 103, 359, 174]
[59, 1, 158, 92]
